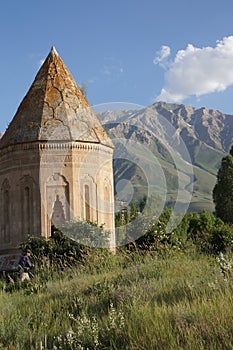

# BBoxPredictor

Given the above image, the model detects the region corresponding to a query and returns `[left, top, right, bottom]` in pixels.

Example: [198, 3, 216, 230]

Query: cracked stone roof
[0, 47, 113, 148]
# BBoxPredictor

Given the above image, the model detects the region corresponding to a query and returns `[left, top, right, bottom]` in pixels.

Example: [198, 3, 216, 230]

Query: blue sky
[1, 0, 233, 131]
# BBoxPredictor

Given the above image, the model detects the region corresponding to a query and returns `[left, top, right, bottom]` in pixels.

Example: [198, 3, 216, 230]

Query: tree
[130, 199, 138, 220]
[187, 210, 233, 254]
[139, 195, 147, 213]
[58, 220, 110, 248]
[213, 145, 233, 224]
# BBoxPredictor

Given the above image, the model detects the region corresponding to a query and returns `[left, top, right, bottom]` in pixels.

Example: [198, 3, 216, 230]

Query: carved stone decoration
[46, 173, 69, 233]
[51, 194, 66, 227]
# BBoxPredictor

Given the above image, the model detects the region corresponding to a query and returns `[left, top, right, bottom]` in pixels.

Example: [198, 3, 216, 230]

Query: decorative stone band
[0, 140, 114, 156]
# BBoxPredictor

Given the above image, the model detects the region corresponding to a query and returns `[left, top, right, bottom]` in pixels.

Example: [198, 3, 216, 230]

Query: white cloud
[153, 45, 171, 68]
[154, 36, 233, 102]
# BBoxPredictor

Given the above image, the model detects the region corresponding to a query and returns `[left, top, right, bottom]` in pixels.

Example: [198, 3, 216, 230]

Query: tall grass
[0, 250, 232, 349]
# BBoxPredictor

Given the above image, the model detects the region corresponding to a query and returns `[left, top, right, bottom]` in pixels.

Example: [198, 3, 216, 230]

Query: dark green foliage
[129, 199, 138, 220]
[213, 145, 233, 224]
[125, 208, 233, 255]
[231, 145, 233, 157]
[187, 210, 233, 254]
[20, 220, 111, 278]
[115, 212, 121, 228]
[129, 209, 188, 252]
[20, 229, 92, 273]
[115, 196, 148, 245]
[139, 195, 147, 212]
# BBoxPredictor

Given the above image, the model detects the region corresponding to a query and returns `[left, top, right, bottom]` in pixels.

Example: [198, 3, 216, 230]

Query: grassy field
[0, 249, 232, 349]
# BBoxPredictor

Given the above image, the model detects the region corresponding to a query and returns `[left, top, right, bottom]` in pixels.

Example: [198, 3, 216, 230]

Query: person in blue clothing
[18, 249, 34, 281]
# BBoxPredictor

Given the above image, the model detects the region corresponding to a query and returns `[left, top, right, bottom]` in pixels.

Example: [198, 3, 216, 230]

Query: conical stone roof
[0, 47, 113, 148]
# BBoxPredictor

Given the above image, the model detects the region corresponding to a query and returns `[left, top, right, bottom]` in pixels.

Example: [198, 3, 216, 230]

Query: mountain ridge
[98, 101, 233, 212]
[99, 101, 233, 153]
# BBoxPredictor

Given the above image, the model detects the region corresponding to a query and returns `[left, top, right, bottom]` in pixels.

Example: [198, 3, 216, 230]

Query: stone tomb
[0, 47, 115, 254]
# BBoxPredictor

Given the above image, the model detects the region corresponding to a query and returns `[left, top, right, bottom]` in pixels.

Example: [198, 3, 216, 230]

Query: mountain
[98, 102, 233, 213]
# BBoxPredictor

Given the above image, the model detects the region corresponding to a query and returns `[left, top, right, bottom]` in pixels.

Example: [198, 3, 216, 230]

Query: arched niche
[1, 179, 11, 243]
[46, 173, 70, 232]
[80, 174, 97, 223]
[19, 175, 35, 237]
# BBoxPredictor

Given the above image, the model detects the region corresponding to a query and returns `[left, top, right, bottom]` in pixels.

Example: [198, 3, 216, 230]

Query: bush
[20, 230, 89, 272]
[187, 211, 233, 254]
[58, 220, 111, 248]
[126, 209, 233, 255]
[129, 209, 190, 252]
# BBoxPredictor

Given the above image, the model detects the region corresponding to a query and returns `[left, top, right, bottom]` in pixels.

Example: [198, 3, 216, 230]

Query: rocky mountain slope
[98, 102, 233, 213]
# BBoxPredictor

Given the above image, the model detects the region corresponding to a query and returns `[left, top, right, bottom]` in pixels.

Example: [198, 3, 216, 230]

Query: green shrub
[58, 219, 111, 248]
[125, 209, 233, 255]
[188, 211, 233, 254]
[20, 230, 89, 273]
[127, 209, 190, 253]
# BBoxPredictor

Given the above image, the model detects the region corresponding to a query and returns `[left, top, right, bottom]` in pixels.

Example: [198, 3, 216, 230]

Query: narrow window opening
[24, 186, 30, 235]
[3, 189, 10, 243]
[85, 185, 90, 222]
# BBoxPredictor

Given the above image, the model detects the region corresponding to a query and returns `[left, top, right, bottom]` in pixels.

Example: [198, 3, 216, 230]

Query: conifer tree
[213, 145, 233, 224]
[130, 199, 138, 220]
